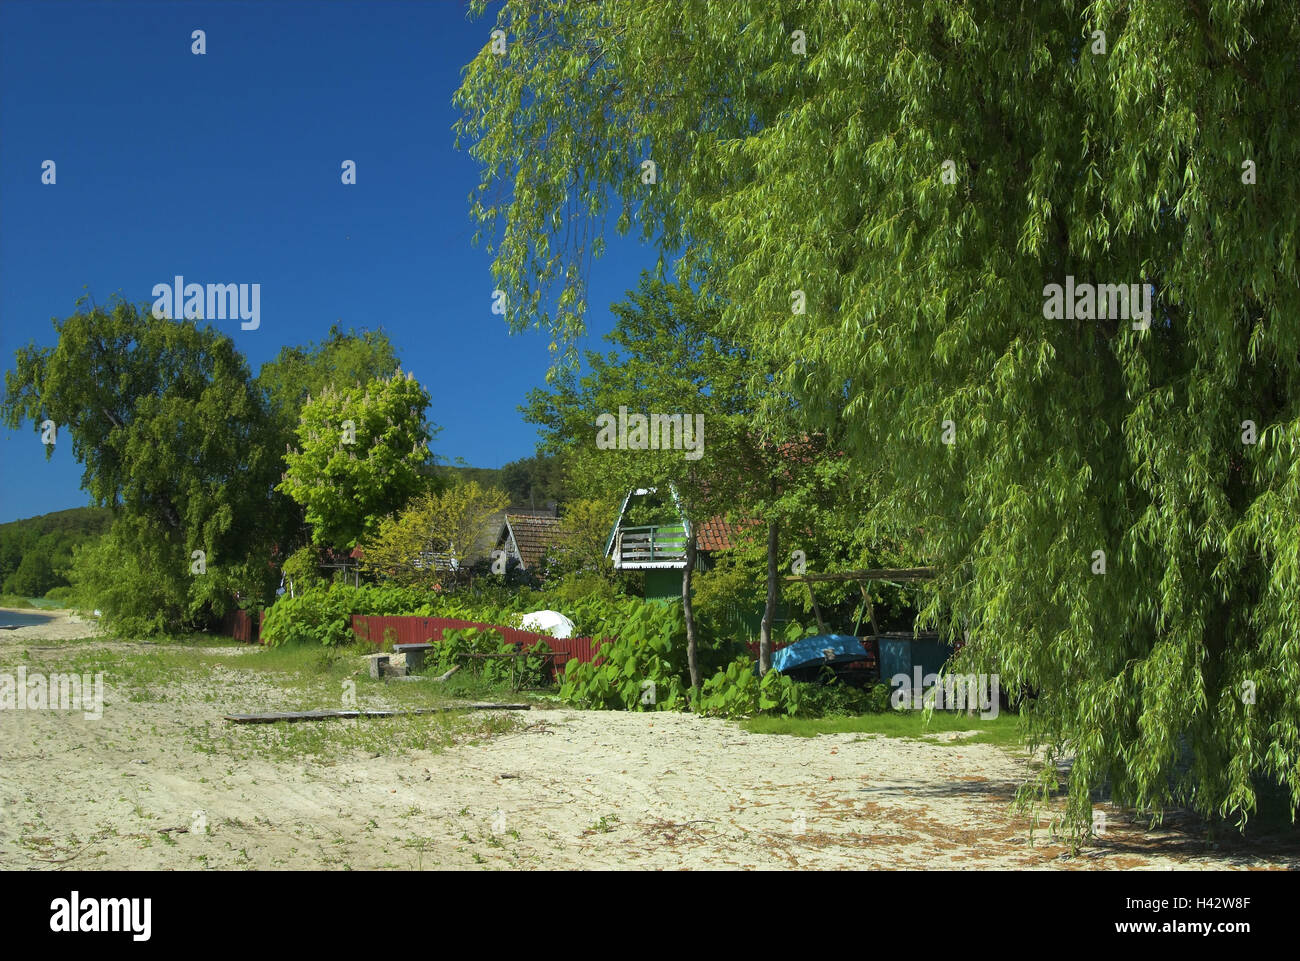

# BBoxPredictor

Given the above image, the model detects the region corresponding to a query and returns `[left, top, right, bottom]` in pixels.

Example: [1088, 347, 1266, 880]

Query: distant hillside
[438, 464, 505, 490]
[0, 506, 112, 597]
[437, 455, 568, 510]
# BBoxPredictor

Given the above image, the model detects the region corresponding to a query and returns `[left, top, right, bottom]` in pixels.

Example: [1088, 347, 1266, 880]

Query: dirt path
[1, 636, 1294, 870]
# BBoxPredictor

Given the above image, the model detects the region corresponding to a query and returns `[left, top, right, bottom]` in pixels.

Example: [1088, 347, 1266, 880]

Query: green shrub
[542, 571, 625, 610]
[281, 546, 326, 594]
[794, 673, 891, 717]
[557, 604, 690, 710]
[427, 627, 553, 687]
[697, 657, 802, 718]
[262, 581, 808, 716]
[260, 589, 356, 646]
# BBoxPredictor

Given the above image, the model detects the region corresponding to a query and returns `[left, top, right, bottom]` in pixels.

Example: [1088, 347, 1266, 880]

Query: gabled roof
[502, 513, 562, 570]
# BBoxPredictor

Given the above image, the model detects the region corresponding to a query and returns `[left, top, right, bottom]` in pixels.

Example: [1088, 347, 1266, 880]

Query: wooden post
[858, 583, 881, 636]
[759, 518, 778, 675]
[806, 581, 826, 633]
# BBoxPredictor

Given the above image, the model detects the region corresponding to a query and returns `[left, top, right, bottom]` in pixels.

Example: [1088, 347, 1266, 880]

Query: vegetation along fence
[350, 615, 609, 681]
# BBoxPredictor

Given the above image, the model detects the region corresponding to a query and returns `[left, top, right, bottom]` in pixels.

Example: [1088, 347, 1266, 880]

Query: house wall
[644, 569, 681, 602]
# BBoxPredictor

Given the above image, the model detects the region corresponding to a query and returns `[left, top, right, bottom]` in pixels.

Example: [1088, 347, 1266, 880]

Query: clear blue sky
[0, 0, 655, 523]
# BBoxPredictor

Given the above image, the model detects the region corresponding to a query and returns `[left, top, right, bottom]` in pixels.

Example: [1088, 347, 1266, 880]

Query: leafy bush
[427, 627, 553, 687]
[66, 527, 190, 635]
[697, 657, 802, 718]
[558, 633, 688, 711]
[261, 581, 862, 720]
[542, 570, 624, 610]
[258, 581, 690, 652]
[556, 600, 692, 710]
[259, 591, 354, 647]
[260, 583, 447, 646]
[794, 673, 892, 717]
[281, 546, 326, 594]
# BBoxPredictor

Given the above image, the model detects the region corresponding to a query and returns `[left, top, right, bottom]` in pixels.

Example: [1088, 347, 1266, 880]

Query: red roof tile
[696, 516, 754, 552]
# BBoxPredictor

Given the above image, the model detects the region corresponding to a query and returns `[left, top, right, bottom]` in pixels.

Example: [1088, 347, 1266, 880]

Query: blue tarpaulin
[769, 634, 868, 673]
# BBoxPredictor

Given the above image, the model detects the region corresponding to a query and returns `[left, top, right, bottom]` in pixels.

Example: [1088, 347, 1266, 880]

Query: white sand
[1, 632, 1295, 870]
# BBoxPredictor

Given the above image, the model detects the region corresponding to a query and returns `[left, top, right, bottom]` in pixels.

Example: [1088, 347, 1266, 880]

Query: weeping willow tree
[455, 0, 1300, 836]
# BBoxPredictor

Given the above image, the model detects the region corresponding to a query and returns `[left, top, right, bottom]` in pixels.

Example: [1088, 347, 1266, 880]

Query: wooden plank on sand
[223, 704, 531, 724]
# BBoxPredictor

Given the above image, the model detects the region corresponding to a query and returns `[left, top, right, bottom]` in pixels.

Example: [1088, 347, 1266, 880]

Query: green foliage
[542, 570, 624, 610]
[279, 371, 438, 550]
[260, 584, 437, 647]
[259, 580, 682, 650]
[65, 519, 270, 635]
[795, 676, 892, 718]
[426, 628, 553, 688]
[4, 551, 55, 597]
[456, 0, 1300, 836]
[2, 299, 283, 622]
[558, 632, 688, 712]
[546, 497, 617, 578]
[499, 454, 568, 507]
[256, 324, 406, 565]
[66, 527, 186, 635]
[281, 546, 326, 595]
[697, 657, 801, 719]
[0, 506, 112, 597]
[359, 479, 507, 587]
[555, 599, 752, 711]
[257, 323, 401, 438]
[259, 579, 878, 721]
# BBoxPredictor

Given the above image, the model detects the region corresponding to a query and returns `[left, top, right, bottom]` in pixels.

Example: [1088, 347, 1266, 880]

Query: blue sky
[0, 0, 655, 523]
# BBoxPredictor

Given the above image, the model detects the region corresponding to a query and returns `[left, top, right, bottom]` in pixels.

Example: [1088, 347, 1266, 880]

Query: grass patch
[740, 709, 1025, 748]
[0, 594, 37, 609]
[2, 633, 538, 762]
[196, 708, 523, 763]
[26, 596, 67, 609]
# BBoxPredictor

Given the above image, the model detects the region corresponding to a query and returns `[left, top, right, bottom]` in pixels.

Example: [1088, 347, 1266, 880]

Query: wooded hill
[0, 506, 112, 596]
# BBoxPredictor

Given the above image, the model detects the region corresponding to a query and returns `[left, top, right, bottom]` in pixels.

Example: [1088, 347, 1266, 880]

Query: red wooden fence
[220, 609, 263, 644]
[350, 615, 610, 680]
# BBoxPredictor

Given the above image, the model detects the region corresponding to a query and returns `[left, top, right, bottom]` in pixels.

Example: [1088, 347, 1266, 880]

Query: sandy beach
[1, 628, 1295, 871]
[0, 607, 102, 641]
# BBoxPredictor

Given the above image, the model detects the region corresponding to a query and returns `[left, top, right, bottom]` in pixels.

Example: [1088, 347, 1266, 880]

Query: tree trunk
[682, 529, 702, 706]
[759, 519, 779, 675]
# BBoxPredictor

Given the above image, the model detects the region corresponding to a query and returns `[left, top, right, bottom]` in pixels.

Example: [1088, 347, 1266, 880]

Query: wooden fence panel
[350, 615, 611, 681]
[220, 609, 261, 644]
